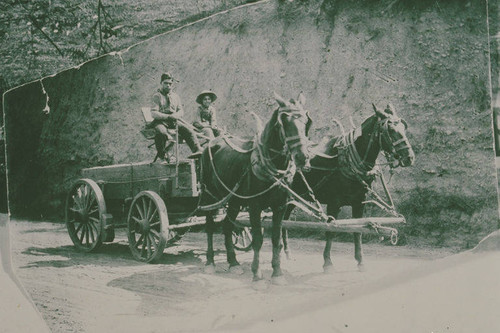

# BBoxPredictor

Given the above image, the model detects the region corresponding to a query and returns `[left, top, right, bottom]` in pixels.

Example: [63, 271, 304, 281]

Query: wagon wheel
[232, 227, 253, 252]
[127, 191, 169, 263]
[65, 179, 106, 252]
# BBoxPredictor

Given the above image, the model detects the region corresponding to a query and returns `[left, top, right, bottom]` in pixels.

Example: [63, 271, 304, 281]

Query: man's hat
[196, 90, 217, 104]
[160, 72, 174, 83]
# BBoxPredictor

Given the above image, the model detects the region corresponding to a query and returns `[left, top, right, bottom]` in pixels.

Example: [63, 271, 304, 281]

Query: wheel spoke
[85, 224, 90, 245]
[150, 221, 160, 228]
[83, 185, 91, 210]
[79, 224, 86, 244]
[147, 199, 153, 221]
[141, 237, 147, 257]
[141, 197, 148, 220]
[69, 207, 80, 214]
[135, 201, 145, 220]
[89, 224, 95, 243]
[146, 234, 152, 258]
[148, 207, 158, 224]
[131, 216, 142, 224]
[89, 218, 99, 234]
[88, 207, 99, 215]
[88, 195, 96, 210]
[136, 234, 144, 248]
[150, 229, 161, 240]
[148, 234, 158, 253]
[76, 223, 84, 238]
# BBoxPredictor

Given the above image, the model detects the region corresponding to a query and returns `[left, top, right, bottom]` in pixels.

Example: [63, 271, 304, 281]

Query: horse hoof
[271, 275, 287, 286]
[285, 252, 292, 260]
[229, 265, 244, 275]
[323, 265, 334, 274]
[204, 264, 216, 274]
[252, 279, 268, 290]
[357, 263, 365, 272]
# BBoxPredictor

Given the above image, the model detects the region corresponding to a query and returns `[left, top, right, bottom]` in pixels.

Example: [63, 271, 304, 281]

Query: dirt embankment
[4, 0, 498, 248]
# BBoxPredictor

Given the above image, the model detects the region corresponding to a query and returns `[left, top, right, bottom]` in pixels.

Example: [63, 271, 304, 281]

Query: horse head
[274, 92, 312, 171]
[372, 103, 415, 167]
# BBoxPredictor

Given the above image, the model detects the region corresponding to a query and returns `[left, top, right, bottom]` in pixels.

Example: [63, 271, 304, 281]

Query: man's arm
[151, 93, 176, 120]
[210, 107, 218, 128]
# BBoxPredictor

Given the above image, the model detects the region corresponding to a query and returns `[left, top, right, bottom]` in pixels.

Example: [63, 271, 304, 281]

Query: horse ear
[274, 92, 287, 108]
[372, 103, 385, 118]
[297, 92, 306, 107]
[385, 103, 395, 115]
[250, 111, 264, 133]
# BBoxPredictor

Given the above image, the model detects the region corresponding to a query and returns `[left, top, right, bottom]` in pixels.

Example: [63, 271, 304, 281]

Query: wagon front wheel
[66, 179, 105, 252]
[127, 191, 169, 263]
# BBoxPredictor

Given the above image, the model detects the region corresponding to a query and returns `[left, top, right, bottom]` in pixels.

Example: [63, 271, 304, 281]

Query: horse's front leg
[352, 202, 364, 271]
[271, 205, 287, 285]
[222, 204, 243, 274]
[323, 205, 340, 273]
[205, 212, 216, 274]
[282, 204, 295, 260]
[249, 206, 264, 283]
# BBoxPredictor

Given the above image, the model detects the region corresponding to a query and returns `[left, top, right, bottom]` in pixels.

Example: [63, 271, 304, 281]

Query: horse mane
[316, 114, 378, 157]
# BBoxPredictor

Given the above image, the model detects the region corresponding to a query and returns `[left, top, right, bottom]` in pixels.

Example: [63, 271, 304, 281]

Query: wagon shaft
[234, 216, 405, 236]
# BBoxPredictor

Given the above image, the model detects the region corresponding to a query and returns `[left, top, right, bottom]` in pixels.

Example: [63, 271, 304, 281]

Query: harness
[197, 105, 308, 211]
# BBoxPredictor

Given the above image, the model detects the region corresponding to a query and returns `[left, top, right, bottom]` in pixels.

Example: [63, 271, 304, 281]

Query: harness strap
[221, 134, 255, 154]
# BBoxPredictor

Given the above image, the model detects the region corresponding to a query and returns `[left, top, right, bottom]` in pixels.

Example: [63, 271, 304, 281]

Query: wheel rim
[66, 179, 105, 252]
[232, 227, 252, 251]
[127, 191, 168, 263]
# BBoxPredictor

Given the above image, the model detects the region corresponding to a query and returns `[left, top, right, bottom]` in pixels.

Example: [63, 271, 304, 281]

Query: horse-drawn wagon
[65, 159, 211, 263]
[65, 93, 414, 283]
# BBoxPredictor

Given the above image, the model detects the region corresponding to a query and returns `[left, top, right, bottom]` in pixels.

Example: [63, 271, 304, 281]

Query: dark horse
[199, 93, 311, 286]
[283, 103, 415, 272]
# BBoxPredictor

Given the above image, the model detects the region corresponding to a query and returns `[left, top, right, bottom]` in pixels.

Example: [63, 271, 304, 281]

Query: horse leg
[323, 205, 340, 273]
[223, 204, 244, 274]
[352, 203, 364, 271]
[249, 206, 264, 283]
[204, 212, 216, 274]
[282, 204, 294, 260]
[271, 206, 287, 285]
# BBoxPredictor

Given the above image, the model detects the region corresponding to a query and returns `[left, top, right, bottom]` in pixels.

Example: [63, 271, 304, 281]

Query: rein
[199, 107, 303, 207]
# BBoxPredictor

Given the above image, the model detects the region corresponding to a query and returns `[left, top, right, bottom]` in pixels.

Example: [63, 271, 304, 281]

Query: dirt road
[9, 220, 460, 332]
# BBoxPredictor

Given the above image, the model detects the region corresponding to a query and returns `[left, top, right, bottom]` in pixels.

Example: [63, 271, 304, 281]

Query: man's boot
[154, 134, 167, 162]
[182, 128, 203, 159]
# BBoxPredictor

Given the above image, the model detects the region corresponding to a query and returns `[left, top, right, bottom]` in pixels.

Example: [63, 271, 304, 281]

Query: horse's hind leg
[204, 212, 216, 274]
[352, 203, 364, 271]
[323, 205, 340, 273]
[249, 206, 264, 283]
[271, 206, 287, 285]
[223, 204, 243, 274]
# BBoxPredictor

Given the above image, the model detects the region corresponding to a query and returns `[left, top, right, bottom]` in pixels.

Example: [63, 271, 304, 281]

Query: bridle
[251, 104, 310, 182]
[377, 117, 412, 167]
[274, 105, 310, 154]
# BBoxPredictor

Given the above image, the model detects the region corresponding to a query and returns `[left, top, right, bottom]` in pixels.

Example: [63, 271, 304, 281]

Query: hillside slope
[4, 0, 498, 249]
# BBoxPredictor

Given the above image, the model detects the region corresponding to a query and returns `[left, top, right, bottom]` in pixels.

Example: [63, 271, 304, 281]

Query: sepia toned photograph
[1, 0, 499, 332]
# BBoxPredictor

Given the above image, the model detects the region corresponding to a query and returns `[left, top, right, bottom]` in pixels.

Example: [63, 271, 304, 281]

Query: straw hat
[196, 90, 217, 104]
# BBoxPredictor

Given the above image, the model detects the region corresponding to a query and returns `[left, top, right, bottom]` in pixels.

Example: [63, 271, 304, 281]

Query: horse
[282, 103, 415, 272]
[198, 92, 312, 286]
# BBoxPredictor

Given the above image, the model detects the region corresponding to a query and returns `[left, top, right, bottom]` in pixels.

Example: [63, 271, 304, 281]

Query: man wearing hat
[151, 73, 202, 159]
[193, 90, 220, 139]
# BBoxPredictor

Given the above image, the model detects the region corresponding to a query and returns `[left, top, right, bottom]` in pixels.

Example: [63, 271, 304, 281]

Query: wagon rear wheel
[232, 227, 253, 252]
[127, 191, 169, 263]
[66, 179, 105, 252]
